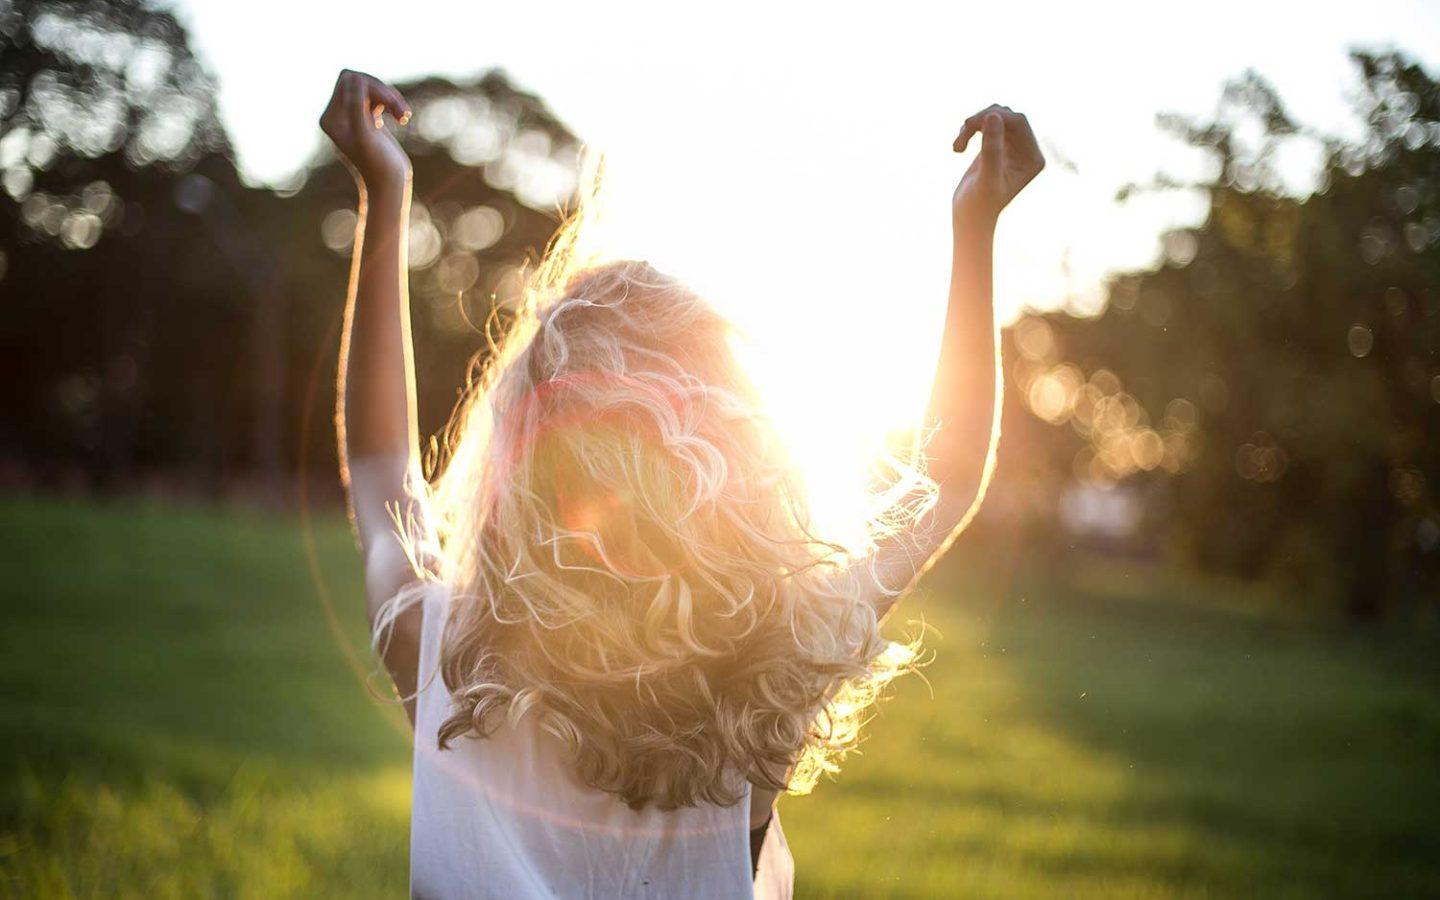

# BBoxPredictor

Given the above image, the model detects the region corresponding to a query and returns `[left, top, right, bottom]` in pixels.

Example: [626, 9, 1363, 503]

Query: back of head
[426, 258, 912, 809]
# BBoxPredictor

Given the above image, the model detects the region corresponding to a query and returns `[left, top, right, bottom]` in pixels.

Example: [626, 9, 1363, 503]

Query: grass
[0, 497, 1437, 898]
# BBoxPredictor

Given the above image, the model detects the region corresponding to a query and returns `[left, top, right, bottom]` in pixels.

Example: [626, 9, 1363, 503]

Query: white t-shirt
[409, 584, 795, 899]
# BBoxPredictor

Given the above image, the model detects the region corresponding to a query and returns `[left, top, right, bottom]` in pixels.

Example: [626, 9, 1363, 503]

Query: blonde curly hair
[409, 204, 930, 810]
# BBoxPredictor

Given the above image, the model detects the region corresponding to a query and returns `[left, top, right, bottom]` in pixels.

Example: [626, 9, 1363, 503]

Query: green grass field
[1, 497, 1437, 898]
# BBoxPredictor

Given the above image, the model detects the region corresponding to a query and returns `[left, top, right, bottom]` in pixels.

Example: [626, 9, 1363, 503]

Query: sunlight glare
[577, 148, 946, 551]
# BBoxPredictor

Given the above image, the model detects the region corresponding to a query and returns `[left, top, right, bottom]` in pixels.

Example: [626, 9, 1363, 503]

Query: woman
[320, 68, 1042, 899]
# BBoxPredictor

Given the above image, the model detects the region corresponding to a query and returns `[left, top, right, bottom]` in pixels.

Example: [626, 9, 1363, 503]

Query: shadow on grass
[966, 555, 1440, 898]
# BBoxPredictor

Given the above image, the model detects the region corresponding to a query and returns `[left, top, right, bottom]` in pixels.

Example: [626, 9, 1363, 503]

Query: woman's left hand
[951, 104, 1045, 225]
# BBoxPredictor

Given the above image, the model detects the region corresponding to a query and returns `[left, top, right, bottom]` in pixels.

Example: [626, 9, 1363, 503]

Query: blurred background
[2, 1, 1440, 897]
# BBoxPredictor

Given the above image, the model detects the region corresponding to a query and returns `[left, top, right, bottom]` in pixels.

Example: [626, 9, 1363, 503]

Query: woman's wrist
[358, 170, 410, 207]
[952, 213, 996, 255]
[952, 201, 998, 242]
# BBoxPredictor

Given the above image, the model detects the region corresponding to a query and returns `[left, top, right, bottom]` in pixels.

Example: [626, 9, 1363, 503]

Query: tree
[999, 52, 1440, 617]
[0, 0, 237, 489]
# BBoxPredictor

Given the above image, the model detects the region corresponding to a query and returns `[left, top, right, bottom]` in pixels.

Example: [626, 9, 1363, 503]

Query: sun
[561, 150, 949, 553]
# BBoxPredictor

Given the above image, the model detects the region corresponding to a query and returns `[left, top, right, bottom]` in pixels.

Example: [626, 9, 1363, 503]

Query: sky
[173, 0, 1440, 540]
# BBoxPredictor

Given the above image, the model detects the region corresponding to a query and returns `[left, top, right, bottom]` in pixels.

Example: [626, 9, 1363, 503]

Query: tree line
[2, 2, 1436, 616]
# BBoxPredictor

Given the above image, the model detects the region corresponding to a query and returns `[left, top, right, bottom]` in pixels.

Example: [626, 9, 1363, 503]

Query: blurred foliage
[995, 52, 1440, 617]
[0, 0, 237, 488]
[0, 0, 577, 497]
[0, 0, 228, 188]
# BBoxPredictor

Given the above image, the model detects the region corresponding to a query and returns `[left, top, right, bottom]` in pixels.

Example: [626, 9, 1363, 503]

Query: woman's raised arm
[320, 70, 426, 719]
[865, 105, 1045, 619]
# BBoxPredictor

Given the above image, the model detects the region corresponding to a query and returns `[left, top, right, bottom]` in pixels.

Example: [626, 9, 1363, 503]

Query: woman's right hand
[319, 70, 413, 192]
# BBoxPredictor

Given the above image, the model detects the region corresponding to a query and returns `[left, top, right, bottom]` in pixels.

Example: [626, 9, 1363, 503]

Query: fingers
[978, 111, 1005, 168]
[952, 103, 1034, 154]
[331, 69, 412, 130]
[1006, 110, 1042, 161]
[365, 79, 413, 127]
[954, 103, 1008, 153]
[952, 117, 980, 153]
